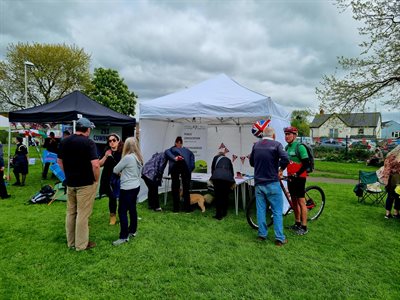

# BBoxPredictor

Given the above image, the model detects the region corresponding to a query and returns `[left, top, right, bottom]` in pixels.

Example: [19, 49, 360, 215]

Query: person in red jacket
[284, 126, 310, 235]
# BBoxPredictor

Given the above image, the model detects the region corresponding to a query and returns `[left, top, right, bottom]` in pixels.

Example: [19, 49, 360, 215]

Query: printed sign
[183, 124, 207, 161]
[183, 124, 208, 173]
[90, 127, 122, 144]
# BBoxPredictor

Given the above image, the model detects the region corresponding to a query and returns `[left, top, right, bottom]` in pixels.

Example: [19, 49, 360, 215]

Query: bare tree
[316, 0, 400, 113]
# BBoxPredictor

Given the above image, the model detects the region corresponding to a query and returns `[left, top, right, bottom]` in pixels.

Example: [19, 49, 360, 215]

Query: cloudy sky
[1, 0, 398, 122]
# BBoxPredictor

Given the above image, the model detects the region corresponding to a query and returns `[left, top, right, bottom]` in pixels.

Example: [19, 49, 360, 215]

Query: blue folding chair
[50, 163, 65, 183]
[47, 164, 66, 205]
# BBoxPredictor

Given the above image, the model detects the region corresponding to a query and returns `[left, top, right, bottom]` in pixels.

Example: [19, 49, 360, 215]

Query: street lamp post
[24, 61, 34, 109]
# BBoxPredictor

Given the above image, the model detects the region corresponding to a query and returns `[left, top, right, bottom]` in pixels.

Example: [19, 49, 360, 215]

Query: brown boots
[109, 213, 117, 225]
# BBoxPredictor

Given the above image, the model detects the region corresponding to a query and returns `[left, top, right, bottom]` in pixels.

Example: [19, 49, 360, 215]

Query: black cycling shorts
[288, 177, 306, 198]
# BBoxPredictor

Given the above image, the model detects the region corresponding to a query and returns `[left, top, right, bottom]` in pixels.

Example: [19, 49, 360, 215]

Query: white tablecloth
[163, 172, 254, 215]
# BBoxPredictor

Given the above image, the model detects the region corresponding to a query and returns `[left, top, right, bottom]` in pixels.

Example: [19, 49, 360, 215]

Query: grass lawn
[311, 160, 379, 180]
[0, 149, 399, 299]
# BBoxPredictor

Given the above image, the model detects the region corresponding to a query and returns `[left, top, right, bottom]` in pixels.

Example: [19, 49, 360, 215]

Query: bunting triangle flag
[219, 143, 226, 149]
[232, 154, 238, 162]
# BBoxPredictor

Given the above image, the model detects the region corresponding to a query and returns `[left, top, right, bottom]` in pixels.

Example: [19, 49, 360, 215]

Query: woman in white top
[112, 137, 144, 246]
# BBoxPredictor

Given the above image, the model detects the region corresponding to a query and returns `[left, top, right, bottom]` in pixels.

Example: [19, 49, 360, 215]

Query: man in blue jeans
[249, 126, 289, 246]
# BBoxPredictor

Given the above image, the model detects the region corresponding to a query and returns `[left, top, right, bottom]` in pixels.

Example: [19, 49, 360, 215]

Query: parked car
[349, 141, 376, 152]
[382, 142, 399, 156]
[296, 137, 314, 145]
[318, 140, 346, 149]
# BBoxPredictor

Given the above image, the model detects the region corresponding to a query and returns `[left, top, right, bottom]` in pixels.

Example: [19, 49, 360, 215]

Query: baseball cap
[76, 117, 95, 129]
[284, 126, 298, 134]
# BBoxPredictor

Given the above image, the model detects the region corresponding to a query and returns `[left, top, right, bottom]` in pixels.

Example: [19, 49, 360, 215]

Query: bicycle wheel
[246, 196, 273, 230]
[305, 185, 325, 220]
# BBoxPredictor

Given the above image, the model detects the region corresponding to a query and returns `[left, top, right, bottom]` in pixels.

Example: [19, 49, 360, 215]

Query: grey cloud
[1, 0, 398, 122]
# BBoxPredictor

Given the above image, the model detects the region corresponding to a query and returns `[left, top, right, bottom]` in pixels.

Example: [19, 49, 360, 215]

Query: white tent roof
[139, 74, 290, 125]
[0, 115, 9, 127]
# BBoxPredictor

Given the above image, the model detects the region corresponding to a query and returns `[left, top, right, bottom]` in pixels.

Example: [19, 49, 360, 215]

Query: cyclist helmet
[284, 126, 298, 135]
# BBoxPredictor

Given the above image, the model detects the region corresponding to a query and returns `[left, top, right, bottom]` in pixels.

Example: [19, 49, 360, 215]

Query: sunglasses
[108, 138, 117, 143]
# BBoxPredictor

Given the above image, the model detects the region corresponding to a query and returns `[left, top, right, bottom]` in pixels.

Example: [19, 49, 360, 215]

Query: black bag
[296, 143, 315, 173]
[353, 183, 365, 197]
[10, 156, 17, 168]
[30, 185, 55, 204]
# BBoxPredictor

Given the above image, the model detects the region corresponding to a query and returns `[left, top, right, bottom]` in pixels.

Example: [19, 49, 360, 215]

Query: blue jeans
[255, 181, 285, 242]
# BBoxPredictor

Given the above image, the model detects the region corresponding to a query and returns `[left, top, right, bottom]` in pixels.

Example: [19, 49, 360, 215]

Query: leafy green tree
[316, 0, 400, 112]
[86, 67, 137, 116]
[291, 109, 311, 136]
[0, 43, 92, 110]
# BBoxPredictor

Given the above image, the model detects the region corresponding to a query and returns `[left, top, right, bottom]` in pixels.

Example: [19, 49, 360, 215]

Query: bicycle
[246, 177, 325, 230]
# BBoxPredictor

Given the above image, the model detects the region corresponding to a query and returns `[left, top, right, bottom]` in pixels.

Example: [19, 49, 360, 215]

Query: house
[309, 111, 382, 140]
[381, 120, 400, 139]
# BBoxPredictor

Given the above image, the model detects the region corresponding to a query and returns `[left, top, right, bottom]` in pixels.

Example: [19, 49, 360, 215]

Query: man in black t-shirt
[58, 118, 100, 251]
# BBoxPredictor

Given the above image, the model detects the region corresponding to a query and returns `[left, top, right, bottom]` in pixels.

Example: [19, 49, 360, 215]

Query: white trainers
[128, 232, 136, 238]
[112, 238, 129, 246]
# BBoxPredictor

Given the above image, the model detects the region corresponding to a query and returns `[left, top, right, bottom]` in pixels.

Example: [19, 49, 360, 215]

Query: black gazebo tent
[6, 90, 136, 181]
[9, 90, 136, 128]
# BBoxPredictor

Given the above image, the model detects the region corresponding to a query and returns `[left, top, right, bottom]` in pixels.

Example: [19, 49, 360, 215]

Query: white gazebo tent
[138, 74, 290, 203]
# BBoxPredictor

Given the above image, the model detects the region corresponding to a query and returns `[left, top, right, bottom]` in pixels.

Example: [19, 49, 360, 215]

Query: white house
[310, 112, 382, 140]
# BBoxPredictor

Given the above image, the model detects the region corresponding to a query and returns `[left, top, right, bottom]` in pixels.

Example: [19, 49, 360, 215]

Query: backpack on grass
[286, 142, 315, 173]
[29, 185, 55, 204]
[353, 183, 365, 197]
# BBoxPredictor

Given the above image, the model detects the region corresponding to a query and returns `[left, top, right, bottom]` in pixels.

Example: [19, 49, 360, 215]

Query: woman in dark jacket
[142, 152, 167, 211]
[99, 133, 123, 225]
[13, 136, 28, 186]
[210, 147, 235, 220]
[165, 136, 195, 212]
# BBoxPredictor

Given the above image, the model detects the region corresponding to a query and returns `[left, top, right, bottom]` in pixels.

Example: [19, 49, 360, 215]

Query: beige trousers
[66, 183, 97, 251]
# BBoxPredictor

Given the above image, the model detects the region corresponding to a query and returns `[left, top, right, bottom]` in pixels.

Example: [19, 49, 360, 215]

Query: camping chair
[48, 182, 67, 205]
[357, 170, 387, 205]
[48, 163, 66, 205]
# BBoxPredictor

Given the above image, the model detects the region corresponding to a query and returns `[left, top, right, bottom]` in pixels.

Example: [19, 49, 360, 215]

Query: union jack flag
[251, 119, 271, 138]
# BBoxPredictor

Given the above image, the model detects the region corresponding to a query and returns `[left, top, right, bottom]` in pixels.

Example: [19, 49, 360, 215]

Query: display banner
[183, 124, 208, 172]
[90, 126, 123, 144]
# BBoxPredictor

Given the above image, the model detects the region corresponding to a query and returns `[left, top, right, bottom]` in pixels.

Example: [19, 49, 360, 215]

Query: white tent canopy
[140, 73, 289, 125]
[138, 74, 291, 203]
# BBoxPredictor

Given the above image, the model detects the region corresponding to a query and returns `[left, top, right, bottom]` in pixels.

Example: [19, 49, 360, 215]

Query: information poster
[183, 124, 208, 173]
[90, 126, 122, 144]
